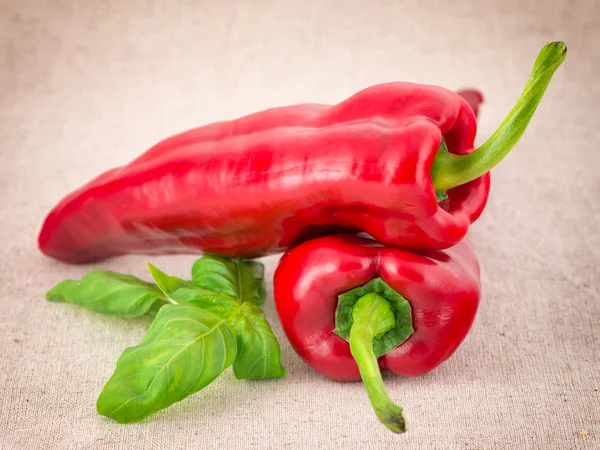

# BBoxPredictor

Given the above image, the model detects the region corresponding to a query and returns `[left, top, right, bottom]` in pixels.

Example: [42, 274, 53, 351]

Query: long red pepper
[273, 234, 481, 433]
[39, 43, 565, 263]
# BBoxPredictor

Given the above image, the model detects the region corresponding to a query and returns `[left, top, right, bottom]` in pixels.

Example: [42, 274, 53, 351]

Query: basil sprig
[47, 255, 285, 424]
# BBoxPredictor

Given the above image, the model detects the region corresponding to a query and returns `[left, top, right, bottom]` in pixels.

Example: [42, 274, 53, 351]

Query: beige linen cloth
[1, 1, 598, 448]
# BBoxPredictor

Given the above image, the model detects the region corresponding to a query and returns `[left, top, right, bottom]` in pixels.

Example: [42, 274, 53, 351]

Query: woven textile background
[1, 0, 598, 448]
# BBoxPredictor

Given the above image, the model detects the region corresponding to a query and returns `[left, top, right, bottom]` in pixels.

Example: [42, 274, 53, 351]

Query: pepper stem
[349, 293, 406, 433]
[431, 41, 567, 191]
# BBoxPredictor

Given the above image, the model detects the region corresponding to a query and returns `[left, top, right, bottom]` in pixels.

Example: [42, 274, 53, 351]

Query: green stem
[349, 293, 406, 433]
[431, 41, 567, 191]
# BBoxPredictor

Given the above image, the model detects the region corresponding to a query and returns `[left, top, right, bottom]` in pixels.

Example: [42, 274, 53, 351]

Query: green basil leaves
[47, 269, 168, 317]
[191, 255, 266, 306]
[46, 255, 285, 424]
[229, 302, 286, 380]
[97, 305, 236, 423]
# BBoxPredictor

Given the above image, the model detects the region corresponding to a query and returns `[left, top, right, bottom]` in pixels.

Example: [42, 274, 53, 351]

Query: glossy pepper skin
[38, 86, 488, 263]
[273, 234, 480, 381]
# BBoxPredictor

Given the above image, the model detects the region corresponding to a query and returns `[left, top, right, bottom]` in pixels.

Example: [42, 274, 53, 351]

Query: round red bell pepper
[273, 234, 481, 433]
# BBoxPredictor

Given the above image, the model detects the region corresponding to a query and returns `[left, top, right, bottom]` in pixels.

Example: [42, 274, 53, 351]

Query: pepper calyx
[334, 277, 413, 357]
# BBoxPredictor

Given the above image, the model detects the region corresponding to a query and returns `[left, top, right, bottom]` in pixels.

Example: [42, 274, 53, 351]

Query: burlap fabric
[1, 1, 598, 448]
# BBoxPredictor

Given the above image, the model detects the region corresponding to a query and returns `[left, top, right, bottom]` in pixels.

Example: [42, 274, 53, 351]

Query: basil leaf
[170, 287, 240, 317]
[146, 264, 239, 315]
[147, 299, 167, 317]
[46, 269, 167, 317]
[191, 255, 266, 305]
[147, 263, 193, 295]
[96, 305, 236, 423]
[228, 303, 285, 380]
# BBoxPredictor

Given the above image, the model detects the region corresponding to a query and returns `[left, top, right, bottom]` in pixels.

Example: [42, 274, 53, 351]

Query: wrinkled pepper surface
[38, 43, 565, 264]
[273, 234, 481, 433]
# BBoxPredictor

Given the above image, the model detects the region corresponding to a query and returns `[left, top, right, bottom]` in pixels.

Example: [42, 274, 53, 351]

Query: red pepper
[38, 43, 565, 263]
[456, 89, 484, 118]
[273, 234, 480, 433]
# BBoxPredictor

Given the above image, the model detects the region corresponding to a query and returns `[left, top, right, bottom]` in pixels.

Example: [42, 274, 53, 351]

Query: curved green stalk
[349, 293, 407, 433]
[431, 42, 567, 191]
